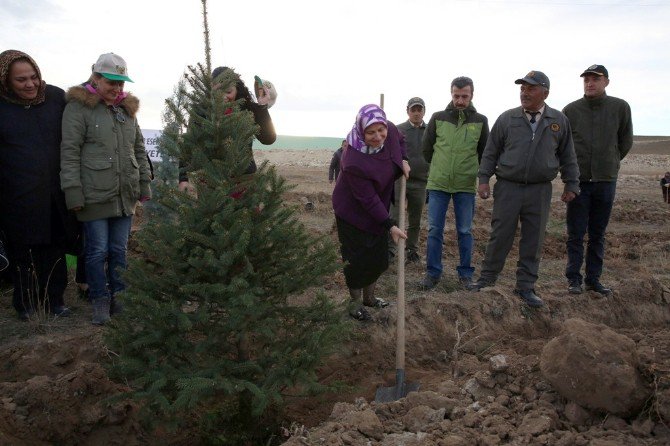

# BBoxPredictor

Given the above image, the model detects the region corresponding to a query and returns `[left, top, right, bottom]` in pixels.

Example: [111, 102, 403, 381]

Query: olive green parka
[60, 85, 152, 222]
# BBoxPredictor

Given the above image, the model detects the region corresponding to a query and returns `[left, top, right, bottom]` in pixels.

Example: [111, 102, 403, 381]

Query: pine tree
[104, 1, 348, 442]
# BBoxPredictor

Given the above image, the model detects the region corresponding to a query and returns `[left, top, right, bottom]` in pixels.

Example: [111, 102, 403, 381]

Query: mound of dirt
[540, 318, 650, 416]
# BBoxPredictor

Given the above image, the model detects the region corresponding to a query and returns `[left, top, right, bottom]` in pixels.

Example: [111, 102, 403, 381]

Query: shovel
[375, 175, 420, 402]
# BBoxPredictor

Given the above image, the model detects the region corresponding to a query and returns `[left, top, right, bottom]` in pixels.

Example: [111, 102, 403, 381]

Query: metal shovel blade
[375, 369, 420, 403]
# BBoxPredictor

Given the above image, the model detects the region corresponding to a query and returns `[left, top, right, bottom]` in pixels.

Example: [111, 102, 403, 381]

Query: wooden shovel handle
[396, 175, 406, 371]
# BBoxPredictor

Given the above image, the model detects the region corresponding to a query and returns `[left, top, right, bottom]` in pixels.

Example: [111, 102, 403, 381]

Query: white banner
[142, 129, 163, 162]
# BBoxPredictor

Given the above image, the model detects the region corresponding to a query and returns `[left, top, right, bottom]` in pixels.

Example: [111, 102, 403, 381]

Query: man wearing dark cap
[389, 97, 429, 263]
[563, 65, 633, 296]
[419, 77, 489, 290]
[468, 71, 580, 307]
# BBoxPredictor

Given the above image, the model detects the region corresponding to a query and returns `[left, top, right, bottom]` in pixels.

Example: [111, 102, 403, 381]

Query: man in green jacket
[468, 71, 580, 308]
[563, 65, 633, 296]
[390, 97, 429, 263]
[419, 77, 489, 290]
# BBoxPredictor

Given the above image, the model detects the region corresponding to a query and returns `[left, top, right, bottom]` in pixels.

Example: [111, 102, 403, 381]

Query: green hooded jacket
[422, 102, 489, 193]
[60, 85, 152, 222]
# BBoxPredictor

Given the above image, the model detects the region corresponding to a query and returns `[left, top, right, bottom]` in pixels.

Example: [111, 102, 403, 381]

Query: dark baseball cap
[407, 97, 425, 109]
[580, 64, 609, 78]
[515, 70, 550, 89]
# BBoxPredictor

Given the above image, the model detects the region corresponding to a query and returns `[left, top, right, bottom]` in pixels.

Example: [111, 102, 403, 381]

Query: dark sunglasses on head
[110, 105, 126, 123]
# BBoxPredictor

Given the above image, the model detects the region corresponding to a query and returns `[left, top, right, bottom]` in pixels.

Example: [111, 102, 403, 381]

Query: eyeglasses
[110, 105, 126, 123]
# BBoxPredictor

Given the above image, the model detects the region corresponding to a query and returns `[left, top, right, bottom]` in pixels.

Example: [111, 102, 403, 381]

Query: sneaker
[406, 250, 420, 264]
[467, 278, 495, 291]
[418, 274, 440, 291]
[363, 298, 389, 308]
[568, 280, 583, 294]
[459, 276, 473, 288]
[585, 281, 612, 296]
[514, 289, 545, 307]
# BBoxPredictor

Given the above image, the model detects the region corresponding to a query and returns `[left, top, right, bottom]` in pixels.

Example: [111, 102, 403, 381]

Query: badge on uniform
[551, 123, 560, 132]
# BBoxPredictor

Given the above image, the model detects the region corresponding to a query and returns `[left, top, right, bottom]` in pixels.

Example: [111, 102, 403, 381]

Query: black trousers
[566, 181, 616, 284]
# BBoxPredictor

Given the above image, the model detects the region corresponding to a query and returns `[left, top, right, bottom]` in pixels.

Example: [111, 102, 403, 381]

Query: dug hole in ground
[1, 139, 669, 445]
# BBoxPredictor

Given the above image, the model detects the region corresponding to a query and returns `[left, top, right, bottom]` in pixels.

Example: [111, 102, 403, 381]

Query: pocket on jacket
[82, 158, 117, 202]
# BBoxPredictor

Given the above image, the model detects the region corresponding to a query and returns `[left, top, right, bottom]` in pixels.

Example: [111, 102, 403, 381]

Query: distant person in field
[329, 140, 346, 184]
[419, 79, 489, 291]
[563, 65, 633, 296]
[332, 104, 410, 321]
[178, 67, 277, 194]
[388, 97, 429, 264]
[468, 70, 579, 308]
[661, 172, 670, 204]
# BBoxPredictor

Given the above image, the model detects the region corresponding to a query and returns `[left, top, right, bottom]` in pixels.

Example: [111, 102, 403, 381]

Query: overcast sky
[2, 0, 668, 138]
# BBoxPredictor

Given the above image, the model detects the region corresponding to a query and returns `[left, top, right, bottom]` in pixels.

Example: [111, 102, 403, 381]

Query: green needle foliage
[104, 2, 348, 443]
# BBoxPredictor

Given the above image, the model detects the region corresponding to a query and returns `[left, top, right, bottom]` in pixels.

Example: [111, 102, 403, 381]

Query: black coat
[0, 84, 75, 246]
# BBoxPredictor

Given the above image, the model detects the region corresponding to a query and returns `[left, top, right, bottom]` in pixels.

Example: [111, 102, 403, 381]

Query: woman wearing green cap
[60, 52, 152, 325]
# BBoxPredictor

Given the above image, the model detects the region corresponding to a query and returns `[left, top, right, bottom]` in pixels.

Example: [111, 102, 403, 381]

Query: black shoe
[349, 306, 372, 321]
[459, 276, 473, 288]
[568, 280, 583, 294]
[585, 281, 612, 296]
[406, 250, 420, 264]
[467, 278, 495, 291]
[514, 289, 545, 307]
[51, 306, 72, 317]
[418, 274, 440, 291]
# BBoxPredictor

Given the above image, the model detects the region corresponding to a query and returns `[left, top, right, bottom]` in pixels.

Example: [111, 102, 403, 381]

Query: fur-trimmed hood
[65, 84, 139, 117]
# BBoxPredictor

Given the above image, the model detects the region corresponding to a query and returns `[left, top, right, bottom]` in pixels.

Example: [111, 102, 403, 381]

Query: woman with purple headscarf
[332, 104, 410, 321]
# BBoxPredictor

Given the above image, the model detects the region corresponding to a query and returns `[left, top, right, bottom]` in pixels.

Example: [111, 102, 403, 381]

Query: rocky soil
[0, 140, 669, 445]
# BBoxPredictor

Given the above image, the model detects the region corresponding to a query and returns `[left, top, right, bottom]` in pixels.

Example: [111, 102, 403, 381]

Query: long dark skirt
[336, 217, 389, 289]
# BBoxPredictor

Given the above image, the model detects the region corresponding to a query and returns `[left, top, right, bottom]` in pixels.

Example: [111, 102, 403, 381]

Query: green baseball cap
[92, 52, 133, 82]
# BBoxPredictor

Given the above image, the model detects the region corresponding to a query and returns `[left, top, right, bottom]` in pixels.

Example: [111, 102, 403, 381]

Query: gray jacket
[397, 120, 429, 183]
[478, 105, 580, 193]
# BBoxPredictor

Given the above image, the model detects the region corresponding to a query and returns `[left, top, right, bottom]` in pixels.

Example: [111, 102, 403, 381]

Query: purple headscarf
[346, 104, 387, 152]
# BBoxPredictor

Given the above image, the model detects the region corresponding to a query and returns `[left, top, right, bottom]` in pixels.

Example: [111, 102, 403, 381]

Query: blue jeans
[565, 181, 616, 284]
[426, 190, 475, 279]
[84, 216, 132, 300]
